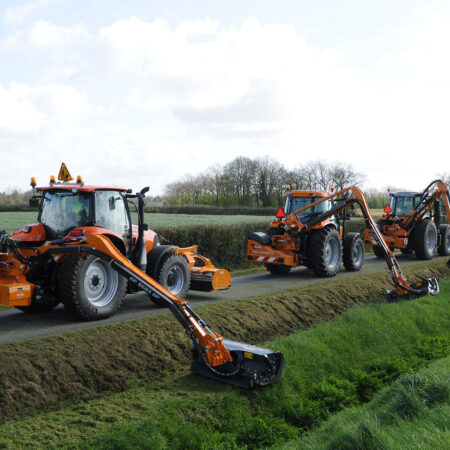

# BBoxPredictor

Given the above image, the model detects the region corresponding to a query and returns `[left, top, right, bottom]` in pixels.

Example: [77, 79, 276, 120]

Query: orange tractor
[0, 164, 284, 388]
[247, 186, 439, 300]
[365, 180, 450, 260]
[1, 164, 231, 320]
[247, 187, 365, 277]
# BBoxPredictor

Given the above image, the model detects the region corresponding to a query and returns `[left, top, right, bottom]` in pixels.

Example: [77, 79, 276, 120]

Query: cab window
[95, 191, 131, 245]
[285, 197, 330, 216]
[393, 196, 415, 216]
[40, 191, 90, 234]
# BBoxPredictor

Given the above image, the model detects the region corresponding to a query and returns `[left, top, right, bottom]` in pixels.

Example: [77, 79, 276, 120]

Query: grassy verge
[0, 260, 447, 425]
[277, 355, 450, 449]
[0, 277, 448, 448]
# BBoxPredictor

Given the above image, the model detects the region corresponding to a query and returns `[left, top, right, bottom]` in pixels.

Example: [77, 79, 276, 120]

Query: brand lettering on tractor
[137, 282, 152, 294]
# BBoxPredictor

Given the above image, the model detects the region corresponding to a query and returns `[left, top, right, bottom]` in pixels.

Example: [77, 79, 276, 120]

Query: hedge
[146, 205, 276, 215]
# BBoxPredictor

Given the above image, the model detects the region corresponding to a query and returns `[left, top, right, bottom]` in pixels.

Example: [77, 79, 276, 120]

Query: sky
[0, 0, 449, 195]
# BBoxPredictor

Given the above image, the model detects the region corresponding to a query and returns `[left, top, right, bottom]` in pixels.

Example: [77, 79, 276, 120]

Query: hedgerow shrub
[153, 220, 366, 269]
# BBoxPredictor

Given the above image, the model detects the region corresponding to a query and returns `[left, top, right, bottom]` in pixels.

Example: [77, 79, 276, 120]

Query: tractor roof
[37, 185, 129, 193]
[288, 190, 329, 198]
[390, 192, 420, 197]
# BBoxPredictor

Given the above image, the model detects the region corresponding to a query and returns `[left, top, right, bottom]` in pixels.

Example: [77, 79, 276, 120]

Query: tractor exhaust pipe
[131, 187, 149, 272]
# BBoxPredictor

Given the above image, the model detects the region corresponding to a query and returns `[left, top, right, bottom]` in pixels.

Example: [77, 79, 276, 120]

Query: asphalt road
[0, 254, 445, 344]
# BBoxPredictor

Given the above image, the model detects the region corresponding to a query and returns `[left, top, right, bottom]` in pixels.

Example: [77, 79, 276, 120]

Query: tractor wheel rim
[353, 241, 364, 265]
[166, 265, 185, 296]
[426, 227, 437, 252]
[84, 259, 119, 307]
[325, 238, 340, 268]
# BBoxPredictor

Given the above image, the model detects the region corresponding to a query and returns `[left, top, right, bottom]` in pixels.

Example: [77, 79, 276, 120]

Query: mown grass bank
[0, 260, 447, 425]
[0, 277, 448, 449]
[276, 355, 450, 450]
[1, 260, 448, 426]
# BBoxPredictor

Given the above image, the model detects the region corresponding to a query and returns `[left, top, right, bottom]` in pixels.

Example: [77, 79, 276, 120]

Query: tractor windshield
[285, 196, 331, 217]
[40, 191, 90, 234]
[390, 195, 421, 216]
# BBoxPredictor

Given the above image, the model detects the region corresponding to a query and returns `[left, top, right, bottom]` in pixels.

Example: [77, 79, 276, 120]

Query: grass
[0, 211, 274, 234]
[0, 259, 447, 426]
[0, 274, 448, 449]
[276, 355, 450, 449]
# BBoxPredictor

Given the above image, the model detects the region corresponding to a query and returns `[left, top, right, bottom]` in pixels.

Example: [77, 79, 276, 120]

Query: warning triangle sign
[58, 163, 73, 181]
[275, 207, 286, 218]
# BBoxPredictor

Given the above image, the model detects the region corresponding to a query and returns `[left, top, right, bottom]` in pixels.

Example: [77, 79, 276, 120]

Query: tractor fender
[147, 245, 179, 278]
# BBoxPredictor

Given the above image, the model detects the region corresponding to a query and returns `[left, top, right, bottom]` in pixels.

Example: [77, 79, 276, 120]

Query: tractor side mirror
[29, 198, 40, 208]
[140, 186, 150, 197]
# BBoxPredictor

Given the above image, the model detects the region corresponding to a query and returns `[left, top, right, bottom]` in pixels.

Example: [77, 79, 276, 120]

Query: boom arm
[0, 232, 285, 388]
[284, 186, 439, 299]
[404, 180, 450, 230]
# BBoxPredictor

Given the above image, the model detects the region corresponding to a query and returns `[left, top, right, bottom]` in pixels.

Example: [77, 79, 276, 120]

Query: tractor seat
[248, 232, 272, 246]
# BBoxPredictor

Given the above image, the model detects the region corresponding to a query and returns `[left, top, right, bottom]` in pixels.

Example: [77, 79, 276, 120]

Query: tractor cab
[284, 189, 335, 225]
[285, 192, 330, 220]
[38, 188, 132, 249]
[386, 192, 421, 218]
[14, 163, 151, 261]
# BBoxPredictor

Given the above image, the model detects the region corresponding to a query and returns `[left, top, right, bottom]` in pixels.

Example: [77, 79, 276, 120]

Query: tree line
[0, 165, 448, 211]
[164, 157, 366, 207]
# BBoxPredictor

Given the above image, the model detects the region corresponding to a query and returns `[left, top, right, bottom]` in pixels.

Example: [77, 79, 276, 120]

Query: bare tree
[329, 162, 366, 191]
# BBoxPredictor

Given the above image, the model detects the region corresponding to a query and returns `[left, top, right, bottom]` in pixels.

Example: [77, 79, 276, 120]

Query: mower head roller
[191, 338, 286, 389]
[386, 277, 440, 302]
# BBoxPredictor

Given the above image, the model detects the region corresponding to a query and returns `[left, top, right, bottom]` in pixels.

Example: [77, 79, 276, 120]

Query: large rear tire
[58, 255, 127, 321]
[343, 232, 364, 271]
[438, 224, 450, 256]
[266, 264, 291, 275]
[152, 252, 190, 306]
[373, 245, 385, 259]
[415, 219, 437, 260]
[310, 227, 342, 277]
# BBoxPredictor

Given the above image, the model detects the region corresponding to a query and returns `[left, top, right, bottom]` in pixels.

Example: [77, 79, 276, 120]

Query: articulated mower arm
[286, 186, 439, 300]
[404, 179, 450, 229]
[1, 232, 284, 388]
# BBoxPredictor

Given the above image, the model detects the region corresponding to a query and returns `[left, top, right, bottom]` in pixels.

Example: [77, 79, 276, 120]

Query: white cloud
[98, 17, 347, 137]
[3, 0, 58, 24]
[2, 20, 89, 49]
[0, 82, 85, 137]
[1, 13, 450, 193]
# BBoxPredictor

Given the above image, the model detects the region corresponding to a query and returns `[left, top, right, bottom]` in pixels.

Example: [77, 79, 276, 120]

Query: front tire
[343, 232, 364, 271]
[415, 219, 437, 260]
[438, 224, 450, 256]
[58, 255, 126, 321]
[310, 227, 342, 277]
[153, 252, 190, 305]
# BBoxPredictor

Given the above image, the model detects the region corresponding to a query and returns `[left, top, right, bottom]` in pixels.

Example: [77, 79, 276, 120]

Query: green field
[0, 211, 274, 234]
[0, 269, 448, 449]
